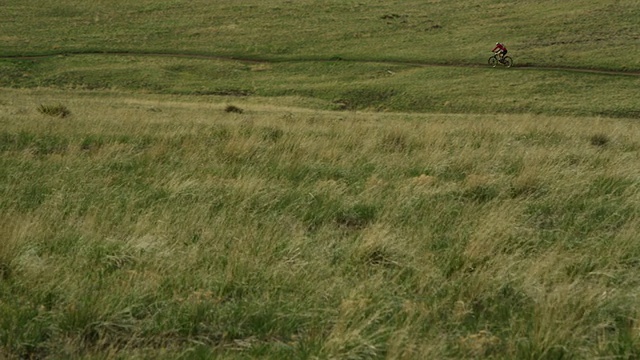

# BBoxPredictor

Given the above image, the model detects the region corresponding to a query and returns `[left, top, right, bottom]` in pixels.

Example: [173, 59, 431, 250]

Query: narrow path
[2, 51, 640, 77]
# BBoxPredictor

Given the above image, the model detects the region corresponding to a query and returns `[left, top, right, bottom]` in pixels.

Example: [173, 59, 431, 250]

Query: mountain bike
[488, 53, 513, 68]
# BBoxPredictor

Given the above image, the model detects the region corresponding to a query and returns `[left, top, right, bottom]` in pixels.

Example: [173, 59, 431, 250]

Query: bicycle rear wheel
[488, 56, 498, 67]
[503, 56, 513, 68]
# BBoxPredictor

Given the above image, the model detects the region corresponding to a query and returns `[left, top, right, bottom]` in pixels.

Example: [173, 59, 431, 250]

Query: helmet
[496, 42, 500, 45]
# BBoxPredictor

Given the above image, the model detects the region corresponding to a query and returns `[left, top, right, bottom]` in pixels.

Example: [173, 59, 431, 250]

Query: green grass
[1, 0, 640, 358]
[1, 55, 639, 118]
[2, 0, 640, 70]
[1, 89, 640, 358]
[2, 0, 639, 119]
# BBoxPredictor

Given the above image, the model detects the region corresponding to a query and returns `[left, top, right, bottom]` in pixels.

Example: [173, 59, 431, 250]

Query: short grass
[1, 89, 640, 359]
[2, 0, 638, 121]
[2, 0, 640, 70]
[2, 55, 639, 118]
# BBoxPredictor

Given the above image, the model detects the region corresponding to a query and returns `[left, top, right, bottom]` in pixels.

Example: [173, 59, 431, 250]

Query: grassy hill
[2, 54, 639, 118]
[2, 0, 639, 119]
[1, 1, 640, 359]
[2, 0, 640, 69]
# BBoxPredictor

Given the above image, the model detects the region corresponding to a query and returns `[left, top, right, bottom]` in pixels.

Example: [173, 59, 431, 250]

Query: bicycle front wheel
[503, 56, 513, 68]
[488, 56, 498, 67]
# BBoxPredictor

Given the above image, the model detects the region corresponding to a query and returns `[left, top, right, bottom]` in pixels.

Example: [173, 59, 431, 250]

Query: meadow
[1, 0, 640, 359]
[2, 0, 640, 70]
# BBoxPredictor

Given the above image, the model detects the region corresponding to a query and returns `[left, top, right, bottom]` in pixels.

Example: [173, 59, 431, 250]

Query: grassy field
[2, 89, 640, 359]
[2, 0, 639, 120]
[2, 55, 639, 119]
[1, 0, 640, 359]
[2, 0, 640, 69]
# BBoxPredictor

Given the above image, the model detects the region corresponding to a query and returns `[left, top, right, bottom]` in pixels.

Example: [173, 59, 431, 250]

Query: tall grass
[1, 89, 639, 358]
[1, 1, 639, 358]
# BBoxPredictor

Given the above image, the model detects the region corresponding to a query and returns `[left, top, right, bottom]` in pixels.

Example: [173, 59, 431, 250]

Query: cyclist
[492, 42, 508, 62]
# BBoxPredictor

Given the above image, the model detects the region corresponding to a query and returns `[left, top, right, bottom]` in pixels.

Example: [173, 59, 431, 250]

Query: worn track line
[2, 51, 640, 77]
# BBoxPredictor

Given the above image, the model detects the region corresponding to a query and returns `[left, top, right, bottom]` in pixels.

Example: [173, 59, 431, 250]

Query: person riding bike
[492, 42, 508, 63]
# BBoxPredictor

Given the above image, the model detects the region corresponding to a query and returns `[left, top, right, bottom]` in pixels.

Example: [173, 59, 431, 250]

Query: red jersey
[493, 43, 507, 52]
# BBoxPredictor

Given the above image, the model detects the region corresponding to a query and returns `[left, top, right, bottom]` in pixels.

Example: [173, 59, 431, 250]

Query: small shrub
[0, 261, 11, 280]
[380, 14, 403, 20]
[37, 103, 71, 118]
[225, 105, 244, 114]
[80, 135, 105, 152]
[335, 203, 377, 229]
[590, 133, 610, 147]
[461, 184, 500, 203]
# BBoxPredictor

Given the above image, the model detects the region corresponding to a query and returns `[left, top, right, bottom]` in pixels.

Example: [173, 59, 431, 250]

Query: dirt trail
[2, 51, 640, 77]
